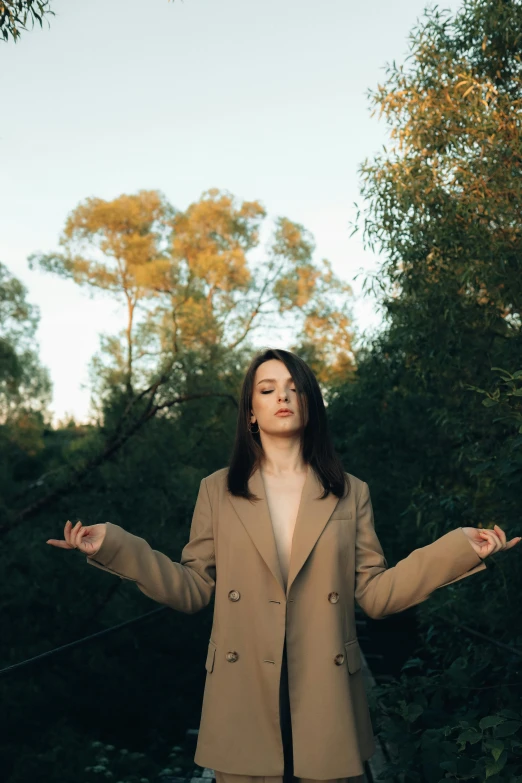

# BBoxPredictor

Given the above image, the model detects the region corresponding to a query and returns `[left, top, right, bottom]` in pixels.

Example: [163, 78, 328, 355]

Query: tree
[329, 3, 522, 776]
[0, 262, 52, 523]
[4, 187, 355, 534]
[30, 189, 178, 399]
[1, 0, 181, 43]
[339, 0, 522, 552]
[29, 188, 354, 409]
[352, 0, 522, 516]
[359, 0, 522, 329]
[0, 0, 55, 42]
[0, 261, 52, 425]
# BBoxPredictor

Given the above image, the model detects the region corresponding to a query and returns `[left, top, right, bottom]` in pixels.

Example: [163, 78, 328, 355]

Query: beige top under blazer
[86, 465, 486, 779]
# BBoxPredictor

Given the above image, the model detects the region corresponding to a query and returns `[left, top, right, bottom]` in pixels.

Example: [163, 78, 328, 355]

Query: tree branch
[0, 391, 237, 537]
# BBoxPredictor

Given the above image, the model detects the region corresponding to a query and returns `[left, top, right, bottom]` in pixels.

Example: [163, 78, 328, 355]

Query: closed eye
[261, 389, 296, 394]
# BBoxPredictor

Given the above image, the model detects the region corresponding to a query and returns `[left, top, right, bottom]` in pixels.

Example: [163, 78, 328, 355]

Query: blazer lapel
[227, 464, 341, 598]
[286, 464, 340, 597]
[227, 466, 285, 595]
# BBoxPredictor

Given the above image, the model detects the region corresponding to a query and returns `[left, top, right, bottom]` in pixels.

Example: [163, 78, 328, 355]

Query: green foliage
[0, 261, 52, 422]
[0, 307, 245, 780]
[329, 1, 522, 780]
[0, 0, 55, 43]
[367, 625, 522, 783]
[7, 729, 196, 783]
[0, 1, 184, 43]
[372, 675, 522, 782]
[1, 403, 226, 782]
[81, 739, 195, 783]
[0, 262, 53, 525]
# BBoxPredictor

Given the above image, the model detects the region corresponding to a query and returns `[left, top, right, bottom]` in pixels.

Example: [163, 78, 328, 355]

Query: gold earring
[249, 420, 259, 434]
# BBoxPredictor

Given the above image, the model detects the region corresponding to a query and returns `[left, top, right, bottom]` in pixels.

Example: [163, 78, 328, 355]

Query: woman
[47, 347, 520, 783]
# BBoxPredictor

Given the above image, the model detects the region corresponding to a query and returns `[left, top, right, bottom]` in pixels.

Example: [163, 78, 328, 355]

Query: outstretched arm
[354, 481, 486, 620]
[86, 478, 216, 614]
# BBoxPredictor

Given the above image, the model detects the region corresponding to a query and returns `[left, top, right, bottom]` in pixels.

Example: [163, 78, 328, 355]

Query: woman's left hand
[461, 524, 521, 560]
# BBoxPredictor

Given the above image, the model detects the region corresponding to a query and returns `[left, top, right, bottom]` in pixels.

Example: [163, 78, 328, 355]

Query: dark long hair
[227, 347, 350, 501]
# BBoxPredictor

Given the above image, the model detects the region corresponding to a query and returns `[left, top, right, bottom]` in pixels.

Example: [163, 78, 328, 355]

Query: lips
[275, 410, 293, 416]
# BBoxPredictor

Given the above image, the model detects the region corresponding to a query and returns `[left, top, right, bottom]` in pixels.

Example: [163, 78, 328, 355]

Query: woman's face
[250, 359, 307, 437]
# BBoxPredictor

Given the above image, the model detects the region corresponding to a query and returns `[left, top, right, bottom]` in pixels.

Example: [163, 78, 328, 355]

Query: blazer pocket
[344, 639, 362, 674]
[205, 640, 217, 673]
[330, 511, 353, 520]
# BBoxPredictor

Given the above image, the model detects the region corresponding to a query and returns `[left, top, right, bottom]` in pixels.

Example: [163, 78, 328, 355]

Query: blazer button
[334, 653, 345, 665]
[226, 651, 239, 663]
[228, 590, 241, 602]
[328, 592, 340, 603]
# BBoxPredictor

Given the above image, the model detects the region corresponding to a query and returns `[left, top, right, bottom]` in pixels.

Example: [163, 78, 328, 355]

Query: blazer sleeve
[354, 480, 486, 619]
[85, 477, 216, 614]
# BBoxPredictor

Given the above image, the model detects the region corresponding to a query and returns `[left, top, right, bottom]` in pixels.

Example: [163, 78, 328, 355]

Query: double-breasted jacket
[86, 465, 486, 778]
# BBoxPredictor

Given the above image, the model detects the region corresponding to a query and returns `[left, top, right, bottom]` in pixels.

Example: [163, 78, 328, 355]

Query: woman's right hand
[46, 520, 107, 557]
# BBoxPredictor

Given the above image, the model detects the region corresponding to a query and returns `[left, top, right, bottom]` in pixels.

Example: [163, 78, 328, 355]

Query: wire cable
[0, 605, 168, 676]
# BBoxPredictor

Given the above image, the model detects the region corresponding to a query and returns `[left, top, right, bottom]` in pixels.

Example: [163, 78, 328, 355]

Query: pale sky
[1, 0, 461, 425]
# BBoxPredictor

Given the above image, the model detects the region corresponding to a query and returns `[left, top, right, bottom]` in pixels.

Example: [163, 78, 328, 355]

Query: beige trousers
[213, 639, 366, 783]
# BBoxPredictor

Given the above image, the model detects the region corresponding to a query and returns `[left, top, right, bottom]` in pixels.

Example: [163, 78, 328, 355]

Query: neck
[259, 450, 308, 477]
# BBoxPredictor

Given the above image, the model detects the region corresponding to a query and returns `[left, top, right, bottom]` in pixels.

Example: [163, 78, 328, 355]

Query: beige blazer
[86, 465, 486, 779]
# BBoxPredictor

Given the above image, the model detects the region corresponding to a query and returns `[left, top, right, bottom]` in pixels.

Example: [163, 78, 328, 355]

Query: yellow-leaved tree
[12, 187, 354, 533]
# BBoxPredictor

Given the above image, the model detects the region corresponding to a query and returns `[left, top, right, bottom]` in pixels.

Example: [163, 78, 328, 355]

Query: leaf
[484, 737, 505, 759]
[457, 728, 482, 745]
[485, 750, 507, 777]
[401, 657, 424, 671]
[407, 702, 424, 722]
[490, 367, 513, 378]
[497, 709, 522, 720]
[440, 759, 457, 772]
[495, 720, 522, 737]
[480, 715, 505, 730]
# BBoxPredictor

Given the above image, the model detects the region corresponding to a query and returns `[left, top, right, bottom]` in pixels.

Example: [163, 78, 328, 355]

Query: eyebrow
[256, 377, 295, 385]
